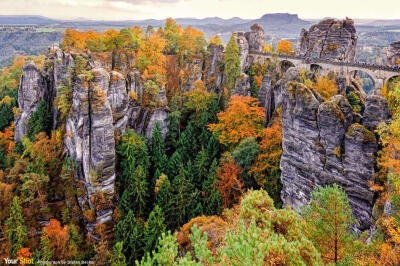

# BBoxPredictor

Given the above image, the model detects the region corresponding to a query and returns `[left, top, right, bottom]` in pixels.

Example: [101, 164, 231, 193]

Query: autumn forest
[0, 16, 400, 266]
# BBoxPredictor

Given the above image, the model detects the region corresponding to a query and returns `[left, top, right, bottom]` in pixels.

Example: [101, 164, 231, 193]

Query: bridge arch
[278, 60, 295, 73]
[348, 70, 376, 94]
[310, 64, 323, 75]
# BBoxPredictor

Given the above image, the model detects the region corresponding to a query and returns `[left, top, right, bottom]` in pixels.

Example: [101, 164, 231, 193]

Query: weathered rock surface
[65, 68, 115, 232]
[280, 80, 381, 230]
[234, 32, 250, 73]
[233, 73, 251, 96]
[108, 71, 129, 134]
[245, 23, 265, 52]
[204, 44, 224, 93]
[15, 62, 47, 142]
[296, 18, 357, 62]
[387, 41, 400, 67]
[362, 95, 391, 129]
[183, 59, 204, 91]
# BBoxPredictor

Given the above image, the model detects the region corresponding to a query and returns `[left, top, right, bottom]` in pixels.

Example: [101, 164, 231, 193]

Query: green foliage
[165, 167, 196, 229]
[26, 100, 53, 140]
[225, 34, 241, 90]
[250, 80, 259, 98]
[0, 88, 17, 131]
[302, 184, 357, 264]
[0, 146, 6, 170]
[165, 110, 181, 152]
[55, 83, 73, 122]
[202, 159, 222, 216]
[347, 91, 362, 113]
[137, 231, 178, 266]
[117, 130, 150, 191]
[144, 205, 166, 253]
[73, 55, 88, 77]
[232, 138, 260, 188]
[109, 242, 127, 266]
[119, 165, 149, 218]
[115, 210, 145, 265]
[6, 196, 28, 257]
[151, 123, 167, 184]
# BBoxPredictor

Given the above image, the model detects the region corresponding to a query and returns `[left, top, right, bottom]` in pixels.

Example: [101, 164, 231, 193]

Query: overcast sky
[1, 0, 399, 20]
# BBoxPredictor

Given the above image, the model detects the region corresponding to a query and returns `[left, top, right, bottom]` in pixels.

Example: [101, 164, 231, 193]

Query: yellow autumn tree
[277, 40, 294, 55]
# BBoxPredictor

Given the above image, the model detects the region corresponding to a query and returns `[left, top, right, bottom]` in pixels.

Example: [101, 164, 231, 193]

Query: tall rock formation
[234, 23, 265, 73]
[204, 44, 224, 93]
[14, 62, 47, 142]
[296, 18, 357, 62]
[279, 78, 390, 230]
[65, 69, 116, 232]
[387, 41, 400, 67]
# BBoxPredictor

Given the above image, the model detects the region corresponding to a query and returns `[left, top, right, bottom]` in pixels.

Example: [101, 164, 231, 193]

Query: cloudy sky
[1, 0, 399, 20]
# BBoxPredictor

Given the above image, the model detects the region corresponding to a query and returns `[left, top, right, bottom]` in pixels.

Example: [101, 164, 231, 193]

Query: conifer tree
[109, 242, 127, 266]
[155, 175, 171, 213]
[202, 159, 223, 216]
[166, 151, 183, 179]
[176, 123, 196, 163]
[115, 210, 145, 264]
[119, 165, 149, 218]
[193, 149, 209, 188]
[225, 34, 241, 90]
[231, 138, 260, 188]
[165, 110, 181, 153]
[166, 167, 195, 229]
[151, 122, 167, 183]
[6, 196, 27, 257]
[118, 130, 150, 190]
[144, 205, 166, 252]
[302, 184, 357, 264]
[0, 147, 6, 170]
[27, 100, 53, 140]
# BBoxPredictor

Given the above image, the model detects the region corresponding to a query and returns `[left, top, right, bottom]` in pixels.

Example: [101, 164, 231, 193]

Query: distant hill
[0, 15, 57, 25]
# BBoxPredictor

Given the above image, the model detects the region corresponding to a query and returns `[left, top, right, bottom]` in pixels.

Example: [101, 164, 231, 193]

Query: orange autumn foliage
[17, 248, 32, 262]
[177, 215, 227, 254]
[307, 74, 338, 100]
[208, 96, 265, 147]
[277, 40, 294, 55]
[0, 123, 15, 155]
[42, 219, 70, 259]
[217, 158, 244, 208]
[250, 119, 283, 189]
[254, 75, 263, 88]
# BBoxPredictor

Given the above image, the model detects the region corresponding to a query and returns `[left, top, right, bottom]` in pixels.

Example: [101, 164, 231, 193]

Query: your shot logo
[4, 257, 34, 264]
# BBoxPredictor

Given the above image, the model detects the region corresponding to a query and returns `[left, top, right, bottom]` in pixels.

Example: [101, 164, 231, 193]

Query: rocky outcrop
[387, 41, 400, 67]
[362, 95, 391, 129]
[233, 73, 251, 96]
[245, 23, 265, 52]
[280, 80, 383, 230]
[108, 71, 129, 134]
[65, 69, 116, 232]
[204, 44, 224, 93]
[234, 32, 250, 73]
[296, 18, 357, 63]
[15, 62, 47, 142]
[183, 59, 204, 91]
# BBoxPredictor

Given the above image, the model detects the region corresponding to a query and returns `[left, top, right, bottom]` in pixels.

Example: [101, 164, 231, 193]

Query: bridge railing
[248, 50, 400, 73]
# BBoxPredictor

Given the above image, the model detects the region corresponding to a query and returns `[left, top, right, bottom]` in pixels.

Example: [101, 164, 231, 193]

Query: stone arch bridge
[249, 50, 400, 91]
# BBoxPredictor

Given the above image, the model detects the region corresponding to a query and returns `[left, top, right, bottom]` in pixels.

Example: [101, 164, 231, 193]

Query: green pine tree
[120, 165, 149, 218]
[225, 34, 241, 90]
[193, 149, 209, 188]
[0, 146, 7, 170]
[115, 210, 145, 265]
[144, 205, 166, 253]
[156, 175, 171, 213]
[5, 196, 27, 257]
[117, 130, 150, 191]
[27, 100, 53, 140]
[151, 122, 167, 184]
[166, 167, 195, 229]
[302, 184, 358, 264]
[109, 241, 127, 266]
[231, 138, 260, 188]
[166, 151, 183, 179]
[202, 159, 222, 216]
[165, 110, 181, 153]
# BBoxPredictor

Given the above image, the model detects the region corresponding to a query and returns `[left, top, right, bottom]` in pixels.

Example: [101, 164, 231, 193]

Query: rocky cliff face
[15, 62, 47, 142]
[15, 46, 170, 233]
[387, 41, 400, 67]
[204, 44, 224, 93]
[234, 23, 265, 73]
[296, 18, 357, 63]
[279, 78, 390, 230]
